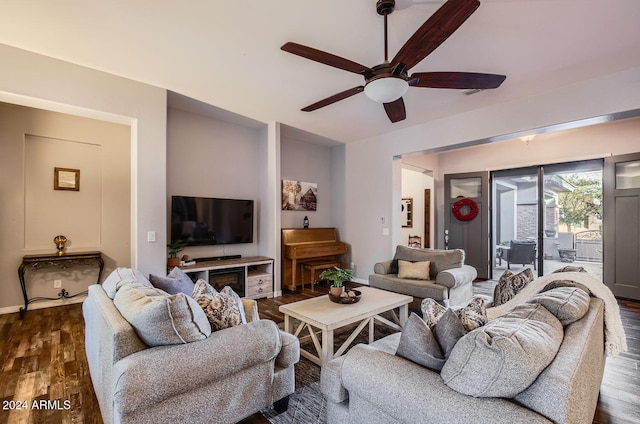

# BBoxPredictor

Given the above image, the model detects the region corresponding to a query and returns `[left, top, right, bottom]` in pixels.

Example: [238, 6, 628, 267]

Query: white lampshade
[364, 76, 409, 103]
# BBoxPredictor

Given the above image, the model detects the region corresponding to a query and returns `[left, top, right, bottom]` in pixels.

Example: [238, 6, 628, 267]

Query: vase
[329, 286, 344, 297]
[167, 257, 180, 268]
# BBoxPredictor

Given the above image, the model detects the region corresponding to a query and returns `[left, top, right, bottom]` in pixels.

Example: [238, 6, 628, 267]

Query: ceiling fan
[281, 0, 506, 123]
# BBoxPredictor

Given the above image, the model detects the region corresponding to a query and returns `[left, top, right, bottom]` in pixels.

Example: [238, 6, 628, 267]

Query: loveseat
[369, 245, 477, 307]
[321, 272, 618, 424]
[83, 268, 300, 424]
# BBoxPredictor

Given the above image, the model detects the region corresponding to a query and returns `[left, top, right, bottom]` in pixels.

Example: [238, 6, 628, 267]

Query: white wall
[341, 66, 640, 282]
[401, 168, 434, 248]
[0, 102, 131, 311]
[280, 137, 333, 229]
[167, 107, 262, 260]
[0, 44, 167, 305]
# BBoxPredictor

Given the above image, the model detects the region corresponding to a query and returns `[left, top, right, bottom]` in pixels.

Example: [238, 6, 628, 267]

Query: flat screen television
[171, 196, 254, 246]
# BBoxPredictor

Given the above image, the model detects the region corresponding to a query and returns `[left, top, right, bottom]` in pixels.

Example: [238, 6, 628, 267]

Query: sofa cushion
[102, 267, 150, 299]
[527, 287, 590, 325]
[493, 268, 534, 306]
[149, 267, 195, 296]
[394, 246, 464, 279]
[397, 260, 430, 280]
[421, 297, 487, 332]
[193, 285, 247, 331]
[396, 313, 445, 371]
[113, 283, 211, 346]
[441, 303, 563, 398]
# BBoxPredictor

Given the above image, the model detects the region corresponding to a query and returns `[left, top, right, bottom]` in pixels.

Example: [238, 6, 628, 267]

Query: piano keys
[281, 228, 348, 291]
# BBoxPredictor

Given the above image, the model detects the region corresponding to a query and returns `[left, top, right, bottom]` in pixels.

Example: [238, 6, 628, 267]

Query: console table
[18, 251, 104, 318]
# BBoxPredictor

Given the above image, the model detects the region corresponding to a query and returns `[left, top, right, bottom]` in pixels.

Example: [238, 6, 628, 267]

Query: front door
[604, 152, 640, 300]
[444, 171, 490, 279]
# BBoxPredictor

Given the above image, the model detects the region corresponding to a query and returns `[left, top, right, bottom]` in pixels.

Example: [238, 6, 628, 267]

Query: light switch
[382, 228, 390, 236]
[147, 231, 156, 242]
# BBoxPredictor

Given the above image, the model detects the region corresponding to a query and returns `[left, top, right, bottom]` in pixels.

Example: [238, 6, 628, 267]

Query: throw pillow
[421, 297, 487, 332]
[113, 282, 211, 346]
[194, 286, 247, 331]
[433, 309, 467, 358]
[149, 267, 196, 296]
[527, 287, 590, 325]
[493, 268, 534, 307]
[102, 267, 150, 299]
[452, 297, 488, 332]
[420, 298, 446, 327]
[192, 278, 219, 300]
[441, 303, 563, 398]
[541, 279, 591, 296]
[396, 313, 446, 371]
[398, 260, 430, 280]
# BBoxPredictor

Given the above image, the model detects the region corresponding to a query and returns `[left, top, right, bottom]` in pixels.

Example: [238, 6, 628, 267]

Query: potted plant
[167, 240, 187, 268]
[320, 266, 354, 297]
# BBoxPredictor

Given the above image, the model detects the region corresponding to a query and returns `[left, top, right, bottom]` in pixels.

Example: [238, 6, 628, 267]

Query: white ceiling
[1, 0, 639, 143]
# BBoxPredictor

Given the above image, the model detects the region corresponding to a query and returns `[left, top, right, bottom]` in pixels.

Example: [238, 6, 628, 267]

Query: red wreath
[452, 198, 479, 222]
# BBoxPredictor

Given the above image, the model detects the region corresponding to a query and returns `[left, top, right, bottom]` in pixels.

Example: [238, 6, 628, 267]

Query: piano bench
[301, 261, 340, 292]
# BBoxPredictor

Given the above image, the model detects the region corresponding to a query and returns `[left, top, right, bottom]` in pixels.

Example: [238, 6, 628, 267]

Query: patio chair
[500, 240, 537, 270]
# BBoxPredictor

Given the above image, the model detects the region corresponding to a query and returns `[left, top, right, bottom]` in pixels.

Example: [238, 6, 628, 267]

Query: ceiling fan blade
[282, 42, 372, 75]
[301, 86, 365, 112]
[410, 71, 506, 89]
[383, 97, 406, 123]
[392, 0, 480, 70]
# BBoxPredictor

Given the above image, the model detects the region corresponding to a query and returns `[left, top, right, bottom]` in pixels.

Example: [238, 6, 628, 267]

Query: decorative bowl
[328, 289, 362, 304]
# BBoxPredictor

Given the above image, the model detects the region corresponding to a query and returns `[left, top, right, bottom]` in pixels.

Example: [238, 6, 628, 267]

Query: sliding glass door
[492, 167, 539, 279]
[491, 160, 603, 280]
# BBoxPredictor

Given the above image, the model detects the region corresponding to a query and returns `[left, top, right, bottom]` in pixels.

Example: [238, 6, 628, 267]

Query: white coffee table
[279, 286, 412, 366]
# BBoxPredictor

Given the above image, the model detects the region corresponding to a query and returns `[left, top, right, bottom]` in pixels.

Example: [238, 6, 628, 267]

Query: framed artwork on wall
[282, 179, 317, 211]
[54, 167, 80, 191]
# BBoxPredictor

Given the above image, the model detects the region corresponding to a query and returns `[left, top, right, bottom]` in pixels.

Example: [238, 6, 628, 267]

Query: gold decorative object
[54, 235, 67, 255]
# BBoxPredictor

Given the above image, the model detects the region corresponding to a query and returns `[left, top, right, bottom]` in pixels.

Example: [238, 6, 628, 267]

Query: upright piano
[281, 228, 348, 291]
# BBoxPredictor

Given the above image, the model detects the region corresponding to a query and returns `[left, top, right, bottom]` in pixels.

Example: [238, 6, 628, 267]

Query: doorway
[491, 160, 603, 280]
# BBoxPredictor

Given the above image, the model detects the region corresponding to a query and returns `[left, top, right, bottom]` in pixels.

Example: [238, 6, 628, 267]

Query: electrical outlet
[54, 279, 62, 289]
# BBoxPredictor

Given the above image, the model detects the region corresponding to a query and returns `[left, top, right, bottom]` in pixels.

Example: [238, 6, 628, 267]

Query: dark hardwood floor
[1, 282, 638, 424]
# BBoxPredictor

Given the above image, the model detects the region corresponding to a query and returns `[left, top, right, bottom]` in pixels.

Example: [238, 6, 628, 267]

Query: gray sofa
[83, 269, 300, 424]
[320, 288, 605, 424]
[369, 245, 477, 307]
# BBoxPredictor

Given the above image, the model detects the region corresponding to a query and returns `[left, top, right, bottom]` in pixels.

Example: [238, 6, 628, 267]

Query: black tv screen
[171, 196, 254, 246]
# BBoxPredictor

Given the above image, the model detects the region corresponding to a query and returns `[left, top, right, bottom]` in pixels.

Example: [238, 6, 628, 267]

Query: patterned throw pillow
[452, 297, 488, 332]
[421, 297, 487, 332]
[193, 285, 247, 331]
[493, 268, 534, 307]
[420, 298, 446, 327]
[192, 279, 219, 300]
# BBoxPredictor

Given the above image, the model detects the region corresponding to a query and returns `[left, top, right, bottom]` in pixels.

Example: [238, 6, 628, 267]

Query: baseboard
[0, 296, 87, 315]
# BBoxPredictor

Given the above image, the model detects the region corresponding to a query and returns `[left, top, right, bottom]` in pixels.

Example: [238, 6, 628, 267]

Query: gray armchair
[498, 240, 537, 270]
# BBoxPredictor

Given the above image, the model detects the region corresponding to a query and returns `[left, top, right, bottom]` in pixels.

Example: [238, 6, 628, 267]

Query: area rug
[263, 313, 398, 423]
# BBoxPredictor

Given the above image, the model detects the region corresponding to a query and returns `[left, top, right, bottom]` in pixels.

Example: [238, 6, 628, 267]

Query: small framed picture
[54, 167, 80, 191]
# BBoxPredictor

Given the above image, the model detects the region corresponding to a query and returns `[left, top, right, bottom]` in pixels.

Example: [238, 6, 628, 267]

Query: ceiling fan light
[364, 76, 409, 103]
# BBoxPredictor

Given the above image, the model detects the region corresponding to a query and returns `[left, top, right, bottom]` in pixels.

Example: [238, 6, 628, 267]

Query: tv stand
[180, 256, 273, 300]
